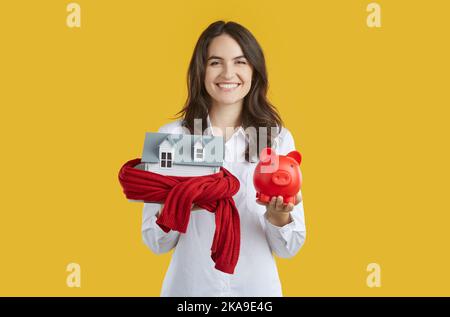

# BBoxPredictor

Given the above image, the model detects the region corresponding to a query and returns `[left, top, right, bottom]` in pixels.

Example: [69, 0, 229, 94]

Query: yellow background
[1, 0, 449, 296]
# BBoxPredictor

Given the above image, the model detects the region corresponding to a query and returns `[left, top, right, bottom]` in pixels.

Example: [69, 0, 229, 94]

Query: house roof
[141, 132, 224, 167]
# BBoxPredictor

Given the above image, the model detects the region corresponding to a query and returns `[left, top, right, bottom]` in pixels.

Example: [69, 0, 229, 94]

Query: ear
[287, 150, 302, 165]
[259, 147, 273, 164]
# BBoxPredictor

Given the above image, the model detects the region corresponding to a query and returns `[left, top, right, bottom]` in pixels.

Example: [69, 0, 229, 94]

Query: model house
[129, 132, 224, 203]
[135, 131, 224, 175]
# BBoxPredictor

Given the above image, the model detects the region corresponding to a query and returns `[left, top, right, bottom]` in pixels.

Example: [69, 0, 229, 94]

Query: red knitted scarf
[118, 158, 241, 274]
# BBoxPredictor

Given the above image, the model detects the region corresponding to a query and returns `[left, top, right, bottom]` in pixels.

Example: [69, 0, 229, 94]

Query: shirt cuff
[263, 211, 303, 242]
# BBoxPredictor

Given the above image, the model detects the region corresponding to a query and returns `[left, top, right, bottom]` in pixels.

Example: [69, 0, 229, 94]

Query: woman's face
[204, 34, 253, 108]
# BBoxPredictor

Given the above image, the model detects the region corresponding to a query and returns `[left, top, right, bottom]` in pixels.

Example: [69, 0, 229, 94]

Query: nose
[271, 170, 291, 186]
[222, 63, 236, 79]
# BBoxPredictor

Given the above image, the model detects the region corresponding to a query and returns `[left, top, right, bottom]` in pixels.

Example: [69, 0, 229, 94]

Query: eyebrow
[207, 55, 246, 61]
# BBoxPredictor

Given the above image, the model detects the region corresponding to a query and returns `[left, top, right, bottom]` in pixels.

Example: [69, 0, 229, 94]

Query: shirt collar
[206, 113, 246, 139]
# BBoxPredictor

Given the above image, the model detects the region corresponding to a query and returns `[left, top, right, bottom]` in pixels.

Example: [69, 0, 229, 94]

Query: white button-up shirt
[142, 115, 306, 297]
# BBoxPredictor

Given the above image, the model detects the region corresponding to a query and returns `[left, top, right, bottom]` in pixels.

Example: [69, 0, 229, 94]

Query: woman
[142, 21, 306, 296]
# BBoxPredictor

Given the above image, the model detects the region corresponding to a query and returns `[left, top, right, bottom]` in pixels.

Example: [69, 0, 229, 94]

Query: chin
[214, 95, 242, 104]
[218, 100, 240, 106]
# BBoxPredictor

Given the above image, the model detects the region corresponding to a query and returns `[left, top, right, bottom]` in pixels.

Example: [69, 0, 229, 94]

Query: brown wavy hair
[172, 20, 284, 162]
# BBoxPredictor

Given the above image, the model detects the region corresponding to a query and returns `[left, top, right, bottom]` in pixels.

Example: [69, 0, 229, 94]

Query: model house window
[160, 151, 172, 168]
[195, 148, 203, 160]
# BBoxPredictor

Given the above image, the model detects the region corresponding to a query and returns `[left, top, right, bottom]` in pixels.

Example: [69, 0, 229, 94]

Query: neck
[209, 101, 243, 130]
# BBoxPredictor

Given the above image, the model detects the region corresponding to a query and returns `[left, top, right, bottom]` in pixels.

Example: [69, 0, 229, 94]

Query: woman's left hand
[256, 192, 302, 226]
[256, 192, 302, 212]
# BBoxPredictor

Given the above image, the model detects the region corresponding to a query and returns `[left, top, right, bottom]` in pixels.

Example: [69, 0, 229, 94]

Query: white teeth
[217, 83, 239, 89]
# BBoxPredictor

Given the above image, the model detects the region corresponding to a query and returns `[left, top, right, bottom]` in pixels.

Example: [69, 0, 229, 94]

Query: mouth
[215, 82, 242, 91]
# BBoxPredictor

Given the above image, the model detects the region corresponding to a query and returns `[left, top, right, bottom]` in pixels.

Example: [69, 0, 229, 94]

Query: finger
[283, 202, 294, 213]
[275, 196, 284, 210]
[268, 196, 276, 210]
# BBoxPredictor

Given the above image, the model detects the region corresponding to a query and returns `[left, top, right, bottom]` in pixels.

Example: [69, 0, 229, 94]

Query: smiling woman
[141, 20, 306, 297]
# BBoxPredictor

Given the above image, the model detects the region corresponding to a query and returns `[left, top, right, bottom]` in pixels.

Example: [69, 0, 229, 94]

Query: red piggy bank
[253, 147, 302, 205]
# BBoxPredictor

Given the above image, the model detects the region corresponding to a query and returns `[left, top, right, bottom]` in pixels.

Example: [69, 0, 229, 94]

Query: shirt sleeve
[142, 202, 180, 254]
[262, 128, 307, 258]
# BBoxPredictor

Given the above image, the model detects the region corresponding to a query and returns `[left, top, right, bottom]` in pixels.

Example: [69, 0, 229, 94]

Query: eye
[290, 164, 294, 168]
[210, 61, 219, 66]
[237, 60, 247, 64]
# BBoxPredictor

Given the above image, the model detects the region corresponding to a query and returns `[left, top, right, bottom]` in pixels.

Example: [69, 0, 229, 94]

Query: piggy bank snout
[271, 170, 291, 186]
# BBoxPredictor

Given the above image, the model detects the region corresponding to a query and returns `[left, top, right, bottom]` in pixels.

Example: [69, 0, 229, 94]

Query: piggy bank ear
[259, 147, 274, 164]
[287, 150, 302, 165]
